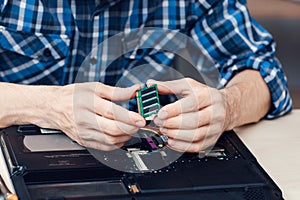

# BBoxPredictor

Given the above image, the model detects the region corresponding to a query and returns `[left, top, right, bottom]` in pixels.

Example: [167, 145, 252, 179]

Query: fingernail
[158, 111, 168, 119]
[135, 120, 145, 127]
[146, 79, 156, 86]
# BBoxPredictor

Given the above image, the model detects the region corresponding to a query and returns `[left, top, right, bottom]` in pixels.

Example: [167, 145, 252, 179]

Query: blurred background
[248, 0, 300, 108]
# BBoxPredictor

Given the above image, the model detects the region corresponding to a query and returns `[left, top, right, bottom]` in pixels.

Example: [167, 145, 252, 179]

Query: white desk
[235, 109, 300, 200]
[1, 110, 300, 199]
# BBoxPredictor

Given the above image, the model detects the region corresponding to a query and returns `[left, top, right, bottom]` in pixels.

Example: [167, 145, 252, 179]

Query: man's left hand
[148, 78, 229, 153]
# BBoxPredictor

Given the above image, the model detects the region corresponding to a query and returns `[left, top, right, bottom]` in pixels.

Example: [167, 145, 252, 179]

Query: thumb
[97, 83, 141, 101]
[146, 78, 191, 95]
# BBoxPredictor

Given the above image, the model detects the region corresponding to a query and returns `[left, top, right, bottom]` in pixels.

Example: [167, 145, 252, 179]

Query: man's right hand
[52, 83, 146, 151]
[0, 82, 146, 151]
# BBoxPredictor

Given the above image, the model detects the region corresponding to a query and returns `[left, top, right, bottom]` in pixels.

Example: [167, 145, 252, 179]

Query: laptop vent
[243, 188, 265, 200]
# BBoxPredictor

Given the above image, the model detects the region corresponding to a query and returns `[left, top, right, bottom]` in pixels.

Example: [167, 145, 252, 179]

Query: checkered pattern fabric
[0, 0, 292, 118]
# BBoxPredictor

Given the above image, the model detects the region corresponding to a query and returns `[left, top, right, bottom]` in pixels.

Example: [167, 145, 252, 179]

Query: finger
[96, 83, 141, 101]
[154, 109, 211, 129]
[167, 138, 210, 153]
[159, 126, 209, 143]
[146, 79, 191, 95]
[78, 128, 132, 146]
[94, 97, 145, 127]
[95, 115, 140, 137]
[156, 86, 213, 120]
[156, 95, 202, 120]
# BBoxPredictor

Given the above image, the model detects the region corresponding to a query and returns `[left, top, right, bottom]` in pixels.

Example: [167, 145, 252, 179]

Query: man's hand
[148, 70, 271, 153]
[0, 70, 269, 152]
[0, 82, 146, 151]
[53, 83, 145, 150]
[37, 83, 146, 151]
[148, 78, 227, 153]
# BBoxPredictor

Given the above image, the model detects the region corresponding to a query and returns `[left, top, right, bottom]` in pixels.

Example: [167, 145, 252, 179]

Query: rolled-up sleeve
[188, 0, 293, 118]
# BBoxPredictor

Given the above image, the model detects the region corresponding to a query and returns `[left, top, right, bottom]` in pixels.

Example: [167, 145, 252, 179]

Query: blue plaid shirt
[0, 0, 292, 118]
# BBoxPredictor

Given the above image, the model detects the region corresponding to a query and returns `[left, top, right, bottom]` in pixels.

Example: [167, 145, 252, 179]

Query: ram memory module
[136, 84, 161, 120]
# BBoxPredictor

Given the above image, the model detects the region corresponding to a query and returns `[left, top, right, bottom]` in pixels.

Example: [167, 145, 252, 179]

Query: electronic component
[129, 184, 140, 194]
[136, 84, 161, 120]
[138, 127, 168, 150]
[145, 136, 158, 150]
[128, 148, 149, 171]
[2, 126, 283, 200]
[160, 135, 169, 143]
[151, 135, 164, 148]
[124, 127, 169, 172]
[198, 147, 227, 160]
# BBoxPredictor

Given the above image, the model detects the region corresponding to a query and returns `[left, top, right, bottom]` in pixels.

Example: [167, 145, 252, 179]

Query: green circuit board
[136, 84, 161, 120]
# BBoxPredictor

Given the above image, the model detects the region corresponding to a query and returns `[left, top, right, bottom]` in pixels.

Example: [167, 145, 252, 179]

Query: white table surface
[1, 110, 300, 199]
[235, 109, 300, 200]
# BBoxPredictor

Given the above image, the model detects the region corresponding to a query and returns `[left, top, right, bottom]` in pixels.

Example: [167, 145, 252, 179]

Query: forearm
[221, 69, 271, 130]
[0, 82, 59, 128]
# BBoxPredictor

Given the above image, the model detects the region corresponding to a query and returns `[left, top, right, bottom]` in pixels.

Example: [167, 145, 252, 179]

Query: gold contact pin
[129, 184, 140, 194]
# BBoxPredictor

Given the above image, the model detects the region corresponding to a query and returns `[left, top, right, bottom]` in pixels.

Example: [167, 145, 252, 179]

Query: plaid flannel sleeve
[188, 0, 292, 118]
